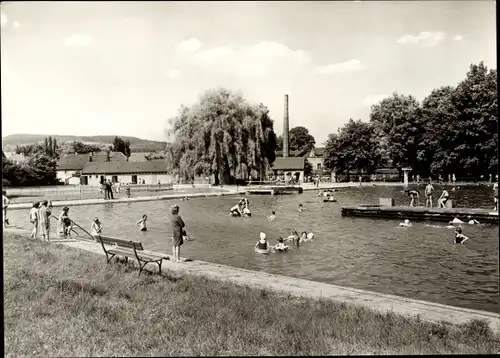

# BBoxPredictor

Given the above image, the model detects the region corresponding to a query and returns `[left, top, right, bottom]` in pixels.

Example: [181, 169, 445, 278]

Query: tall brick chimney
[283, 94, 289, 158]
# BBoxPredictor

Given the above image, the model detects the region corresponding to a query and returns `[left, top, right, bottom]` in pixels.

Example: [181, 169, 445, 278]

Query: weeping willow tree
[166, 88, 277, 185]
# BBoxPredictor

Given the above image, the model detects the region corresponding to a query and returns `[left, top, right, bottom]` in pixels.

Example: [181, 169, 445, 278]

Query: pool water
[7, 185, 499, 313]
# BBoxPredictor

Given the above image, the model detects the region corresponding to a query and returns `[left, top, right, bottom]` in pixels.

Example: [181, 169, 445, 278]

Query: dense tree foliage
[324, 62, 497, 180]
[15, 136, 59, 160]
[70, 141, 102, 154]
[4, 136, 60, 186]
[112, 137, 131, 158]
[324, 119, 381, 180]
[166, 88, 277, 185]
[3, 153, 59, 187]
[276, 126, 316, 156]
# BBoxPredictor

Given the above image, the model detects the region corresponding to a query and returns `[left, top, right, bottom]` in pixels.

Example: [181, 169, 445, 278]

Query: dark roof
[128, 152, 151, 162]
[275, 150, 303, 157]
[272, 157, 305, 171]
[57, 152, 127, 170]
[313, 147, 325, 157]
[82, 160, 169, 174]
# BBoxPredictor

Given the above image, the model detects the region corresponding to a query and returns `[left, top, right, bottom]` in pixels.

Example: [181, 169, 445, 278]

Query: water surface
[8, 185, 499, 313]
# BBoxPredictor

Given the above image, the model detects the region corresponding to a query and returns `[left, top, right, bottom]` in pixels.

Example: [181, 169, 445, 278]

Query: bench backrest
[98, 235, 144, 251]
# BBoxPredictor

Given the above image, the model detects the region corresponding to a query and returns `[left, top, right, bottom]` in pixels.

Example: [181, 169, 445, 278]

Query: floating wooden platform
[341, 205, 499, 224]
[246, 185, 303, 195]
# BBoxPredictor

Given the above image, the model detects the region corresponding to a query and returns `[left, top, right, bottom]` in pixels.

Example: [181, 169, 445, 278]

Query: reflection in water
[8, 185, 499, 312]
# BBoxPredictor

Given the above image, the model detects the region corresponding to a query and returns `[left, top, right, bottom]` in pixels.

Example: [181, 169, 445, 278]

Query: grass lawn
[3, 232, 499, 356]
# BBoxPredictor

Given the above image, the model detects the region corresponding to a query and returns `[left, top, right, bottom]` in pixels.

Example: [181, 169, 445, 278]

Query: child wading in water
[137, 215, 148, 231]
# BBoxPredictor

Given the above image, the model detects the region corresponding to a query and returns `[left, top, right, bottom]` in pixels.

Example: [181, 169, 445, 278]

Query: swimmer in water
[274, 237, 288, 252]
[298, 204, 303, 212]
[454, 227, 469, 244]
[137, 214, 148, 231]
[328, 195, 336, 202]
[287, 229, 300, 246]
[399, 219, 412, 227]
[255, 232, 270, 251]
[229, 202, 243, 217]
[268, 210, 277, 221]
[467, 216, 480, 225]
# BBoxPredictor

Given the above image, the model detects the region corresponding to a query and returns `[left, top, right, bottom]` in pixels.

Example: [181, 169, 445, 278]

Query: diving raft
[341, 205, 499, 224]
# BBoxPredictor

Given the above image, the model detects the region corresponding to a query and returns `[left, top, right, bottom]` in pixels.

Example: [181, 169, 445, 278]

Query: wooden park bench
[96, 236, 169, 277]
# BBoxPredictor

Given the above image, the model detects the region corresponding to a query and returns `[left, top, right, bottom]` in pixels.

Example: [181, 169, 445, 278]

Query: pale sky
[1, 1, 496, 145]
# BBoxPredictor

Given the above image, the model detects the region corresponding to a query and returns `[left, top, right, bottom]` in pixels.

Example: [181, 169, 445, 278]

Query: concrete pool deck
[4, 227, 499, 333]
[7, 187, 240, 211]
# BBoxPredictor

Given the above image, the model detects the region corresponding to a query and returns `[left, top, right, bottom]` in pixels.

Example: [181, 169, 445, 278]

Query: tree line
[324, 62, 497, 180]
[3, 136, 135, 186]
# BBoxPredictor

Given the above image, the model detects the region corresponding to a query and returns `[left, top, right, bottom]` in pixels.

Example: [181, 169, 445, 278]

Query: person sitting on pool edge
[454, 228, 469, 244]
[255, 232, 270, 251]
[137, 214, 148, 231]
[91, 217, 103, 239]
[267, 210, 277, 221]
[438, 188, 450, 208]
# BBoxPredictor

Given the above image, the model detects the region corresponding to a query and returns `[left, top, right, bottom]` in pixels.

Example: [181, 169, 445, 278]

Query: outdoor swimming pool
[7, 185, 499, 313]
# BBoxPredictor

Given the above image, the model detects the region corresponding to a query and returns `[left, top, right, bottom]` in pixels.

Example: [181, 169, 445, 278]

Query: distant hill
[2, 134, 168, 153]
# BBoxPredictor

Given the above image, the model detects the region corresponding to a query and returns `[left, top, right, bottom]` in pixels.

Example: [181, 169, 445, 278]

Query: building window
[317, 164, 322, 170]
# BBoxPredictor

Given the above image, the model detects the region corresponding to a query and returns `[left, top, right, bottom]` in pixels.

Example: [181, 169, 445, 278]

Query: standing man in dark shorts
[425, 180, 435, 207]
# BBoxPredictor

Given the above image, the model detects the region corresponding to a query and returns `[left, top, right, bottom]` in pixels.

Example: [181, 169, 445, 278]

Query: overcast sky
[1, 1, 496, 145]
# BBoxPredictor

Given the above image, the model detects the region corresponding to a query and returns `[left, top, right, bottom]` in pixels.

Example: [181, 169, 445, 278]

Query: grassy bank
[4, 233, 499, 356]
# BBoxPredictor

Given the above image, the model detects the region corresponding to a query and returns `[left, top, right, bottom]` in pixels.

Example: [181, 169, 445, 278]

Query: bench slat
[99, 236, 144, 250]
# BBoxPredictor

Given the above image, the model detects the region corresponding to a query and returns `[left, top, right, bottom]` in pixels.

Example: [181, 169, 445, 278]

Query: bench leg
[157, 260, 162, 275]
[105, 253, 116, 264]
[138, 260, 149, 277]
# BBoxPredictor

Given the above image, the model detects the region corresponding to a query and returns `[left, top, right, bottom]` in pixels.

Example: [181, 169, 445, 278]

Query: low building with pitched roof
[271, 157, 305, 183]
[56, 151, 127, 184]
[81, 159, 172, 186]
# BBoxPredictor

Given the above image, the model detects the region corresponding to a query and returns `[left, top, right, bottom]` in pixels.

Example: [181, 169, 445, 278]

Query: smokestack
[283, 94, 289, 158]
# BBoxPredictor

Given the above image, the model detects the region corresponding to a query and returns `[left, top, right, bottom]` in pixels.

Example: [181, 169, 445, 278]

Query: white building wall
[83, 173, 174, 186]
[57, 170, 77, 184]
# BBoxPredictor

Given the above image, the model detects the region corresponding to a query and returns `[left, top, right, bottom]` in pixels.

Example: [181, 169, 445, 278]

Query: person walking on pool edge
[171, 204, 186, 263]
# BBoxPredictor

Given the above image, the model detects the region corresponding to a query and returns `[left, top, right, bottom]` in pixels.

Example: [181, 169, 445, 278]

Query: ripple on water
[7, 186, 499, 313]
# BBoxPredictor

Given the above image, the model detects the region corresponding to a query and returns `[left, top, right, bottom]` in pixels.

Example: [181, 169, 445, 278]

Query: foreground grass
[4, 233, 499, 357]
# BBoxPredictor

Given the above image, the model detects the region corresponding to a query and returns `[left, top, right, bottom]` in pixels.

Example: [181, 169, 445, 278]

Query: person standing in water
[454, 228, 469, 244]
[3, 190, 10, 228]
[137, 215, 148, 231]
[298, 204, 303, 212]
[171, 205, 186, 263]
[29, 202, 39, 239]
[255, 232, 270, 251]
[38, 200, 51, 242]
[267, 211, 277, 221]
[425, 180, 435, 207]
